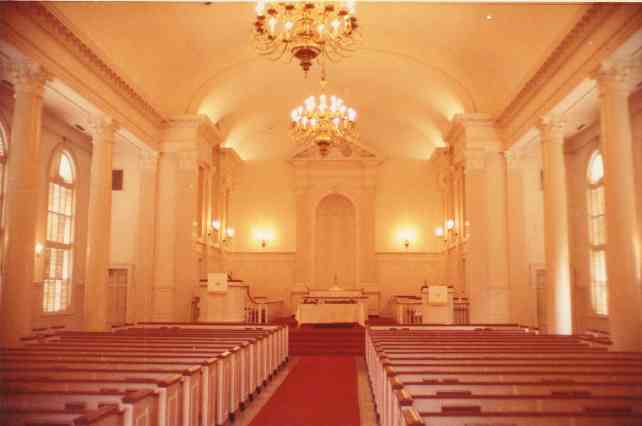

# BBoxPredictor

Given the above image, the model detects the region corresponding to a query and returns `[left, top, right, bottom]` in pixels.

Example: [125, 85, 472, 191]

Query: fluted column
[84, 117, 117, 331]
[595, 62, 641, 350]
[0, 62, 48, 345]
[538, 116, 573, 335]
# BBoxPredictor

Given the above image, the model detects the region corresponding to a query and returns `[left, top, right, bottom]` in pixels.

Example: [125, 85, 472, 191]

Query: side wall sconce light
[434, 218, 457, 241]
[35, 242, 44, 256]
[209, 219, 221, 237]
[222, 227, 235, 244]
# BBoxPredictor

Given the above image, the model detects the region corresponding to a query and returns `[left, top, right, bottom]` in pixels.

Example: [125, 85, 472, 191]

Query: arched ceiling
[51, 1, 587, 160]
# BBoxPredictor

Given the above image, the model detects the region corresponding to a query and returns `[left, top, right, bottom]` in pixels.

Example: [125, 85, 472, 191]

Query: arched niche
[314, 193, 357, 288]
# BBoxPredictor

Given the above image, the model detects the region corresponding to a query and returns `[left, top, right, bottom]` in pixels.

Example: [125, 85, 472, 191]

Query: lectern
[201, 273, 249, 322]
[421, 285, 454, 324]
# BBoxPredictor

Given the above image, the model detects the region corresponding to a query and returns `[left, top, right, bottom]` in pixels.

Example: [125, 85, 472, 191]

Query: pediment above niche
[289, 140, 383, 164]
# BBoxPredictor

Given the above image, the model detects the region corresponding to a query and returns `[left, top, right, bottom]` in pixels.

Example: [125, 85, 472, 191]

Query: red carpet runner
[248, 356, 361, 426]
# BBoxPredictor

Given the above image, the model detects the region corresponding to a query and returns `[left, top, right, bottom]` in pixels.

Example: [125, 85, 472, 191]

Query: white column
[0, 62, 48, 345]
[135, 150, 159, 322]
[84, 116, 117, 331]
[538, 116, 573, 335]
[595, 62, 642, 350]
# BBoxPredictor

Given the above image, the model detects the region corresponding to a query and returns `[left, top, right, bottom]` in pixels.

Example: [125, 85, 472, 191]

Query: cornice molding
[22, 2, 166, 127]
[497, 5, 610, 129]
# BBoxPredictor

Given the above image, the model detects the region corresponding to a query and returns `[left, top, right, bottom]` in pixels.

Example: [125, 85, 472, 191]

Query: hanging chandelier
[289, 79, 358, 157]
[253, 1, 360, 74]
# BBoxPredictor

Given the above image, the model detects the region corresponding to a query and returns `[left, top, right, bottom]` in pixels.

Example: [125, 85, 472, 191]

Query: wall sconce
[435, 219, 457, 241]
[35, 243, 44, 256]
[222, 227, 235, 244]
[255, 229, 274, 249]
[398, 229, 415, 250]
[446, 218, 455, 231]
[209, 219, 221, 237]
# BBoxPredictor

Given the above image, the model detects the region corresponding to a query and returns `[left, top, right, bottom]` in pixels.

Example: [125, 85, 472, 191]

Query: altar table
[296, 302, 367, 326]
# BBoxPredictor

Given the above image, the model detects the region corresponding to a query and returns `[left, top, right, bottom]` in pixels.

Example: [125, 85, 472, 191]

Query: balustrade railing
[393, 293, 470, 325]
[244, 288, 284, 324]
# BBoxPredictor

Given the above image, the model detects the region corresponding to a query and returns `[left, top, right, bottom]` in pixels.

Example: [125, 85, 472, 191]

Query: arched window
[43, 149, 76, 313]
[587, 150, 607, 315]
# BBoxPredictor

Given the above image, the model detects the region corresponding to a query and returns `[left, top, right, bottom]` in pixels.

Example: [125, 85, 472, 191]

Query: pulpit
[200, 273, 249, 322]
[421, 285, 455, 324]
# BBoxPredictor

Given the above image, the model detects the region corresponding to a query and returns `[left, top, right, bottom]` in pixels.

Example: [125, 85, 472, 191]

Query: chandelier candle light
[290, 90, 358, 156]
[253, 1, 360, 74]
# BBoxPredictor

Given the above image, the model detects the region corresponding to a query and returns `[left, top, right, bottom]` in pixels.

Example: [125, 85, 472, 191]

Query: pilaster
[594, 60, 641, 350]
[84, 115, 117, 331]
[0, 60, 48, 345]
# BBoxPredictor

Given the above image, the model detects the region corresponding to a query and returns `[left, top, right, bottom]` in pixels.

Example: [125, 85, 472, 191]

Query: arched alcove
[315, 194, 357, 288]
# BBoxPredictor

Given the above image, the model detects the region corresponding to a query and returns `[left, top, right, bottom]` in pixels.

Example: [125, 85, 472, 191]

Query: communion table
[295, 287, 368, 326]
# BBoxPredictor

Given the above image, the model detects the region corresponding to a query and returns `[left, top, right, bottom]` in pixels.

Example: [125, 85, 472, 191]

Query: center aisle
[248, 356, 361, 426]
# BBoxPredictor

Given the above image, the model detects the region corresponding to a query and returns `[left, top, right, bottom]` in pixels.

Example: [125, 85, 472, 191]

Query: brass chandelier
[253, 1, 360, 74]
[289, 77, 358, 157]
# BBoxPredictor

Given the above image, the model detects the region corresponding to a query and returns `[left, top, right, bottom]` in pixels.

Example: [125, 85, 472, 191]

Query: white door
[107, 268, 128, 326]
[535, 269, 547, 332]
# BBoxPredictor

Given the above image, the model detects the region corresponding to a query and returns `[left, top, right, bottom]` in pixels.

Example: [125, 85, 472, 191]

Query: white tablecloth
[296, 303, 367, 326]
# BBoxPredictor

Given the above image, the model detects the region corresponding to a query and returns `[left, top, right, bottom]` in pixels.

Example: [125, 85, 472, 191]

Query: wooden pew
[1, 388, 158, 426]
[0, 375, 181, 426]
[0, 404, 125, 426]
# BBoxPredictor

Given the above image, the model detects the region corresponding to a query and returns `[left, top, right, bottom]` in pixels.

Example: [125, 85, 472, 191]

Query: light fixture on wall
[252, 0, 361, 75]
[434, 219, 457, 241]
[209, 219, 221, 238]
[223, 227, 235, 244]
[434, 226, 445, 240]
[255, 229, 275, 249]
[35, 242, 44, 256]
[398, 229, 415, 251]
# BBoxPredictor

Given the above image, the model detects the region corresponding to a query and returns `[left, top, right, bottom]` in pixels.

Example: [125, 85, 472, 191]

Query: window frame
[586, 149, 608, 317]
[42, 148, 77, 314]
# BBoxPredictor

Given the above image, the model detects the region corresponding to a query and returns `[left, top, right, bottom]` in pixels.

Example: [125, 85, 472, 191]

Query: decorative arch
[586, 149, 607, 316]
[43, 147, 77, 313]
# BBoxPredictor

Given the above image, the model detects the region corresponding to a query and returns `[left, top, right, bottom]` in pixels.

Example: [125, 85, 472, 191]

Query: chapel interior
[1, 1, 642, 426]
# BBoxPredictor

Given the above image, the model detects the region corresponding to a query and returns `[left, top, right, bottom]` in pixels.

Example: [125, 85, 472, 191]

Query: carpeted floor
[248, 356, 361, 426]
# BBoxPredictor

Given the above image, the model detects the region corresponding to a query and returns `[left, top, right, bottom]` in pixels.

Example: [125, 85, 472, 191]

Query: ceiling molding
[497, 4, 642, 147]
[497, 4, 608, 130]
[27, 2, 166, 127]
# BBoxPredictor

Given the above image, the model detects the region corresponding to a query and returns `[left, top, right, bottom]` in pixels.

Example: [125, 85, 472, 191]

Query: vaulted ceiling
[51, 2, 587, 160]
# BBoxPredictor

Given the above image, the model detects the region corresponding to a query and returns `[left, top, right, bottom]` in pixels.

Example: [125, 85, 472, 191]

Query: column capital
[88, 116, 118, 142]
[177, 149, 198, 171]
[6, 61, 50, 97]
[537, 115, 566, 144]
[462, 148, 486, 175]
[593, 60, 635, 97]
